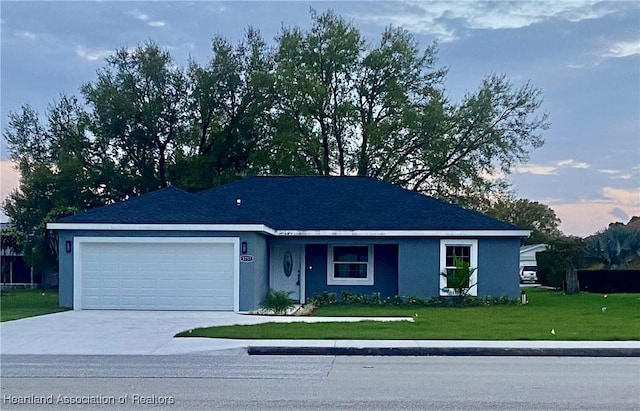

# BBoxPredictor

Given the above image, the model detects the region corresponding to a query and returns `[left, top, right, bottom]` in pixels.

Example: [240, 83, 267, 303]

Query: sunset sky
[1, 1, 639, 236]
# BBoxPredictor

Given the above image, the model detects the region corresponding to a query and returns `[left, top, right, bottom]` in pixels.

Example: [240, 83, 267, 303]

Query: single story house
[519, 244, 549, 269]
[47, 176, 529, 311]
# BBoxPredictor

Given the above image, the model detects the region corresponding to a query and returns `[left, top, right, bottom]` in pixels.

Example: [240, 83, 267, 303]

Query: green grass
[0, 289, 67, 322]
[178, 289, 640, 341]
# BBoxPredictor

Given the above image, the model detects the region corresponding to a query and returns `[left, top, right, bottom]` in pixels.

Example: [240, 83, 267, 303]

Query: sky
[1, 1, 639, 236]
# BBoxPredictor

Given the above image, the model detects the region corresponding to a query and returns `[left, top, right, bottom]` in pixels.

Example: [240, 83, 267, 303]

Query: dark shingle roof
[55, 186, 215, 224]
[55, 176, 521, 231]
[197, 176, 519, 231]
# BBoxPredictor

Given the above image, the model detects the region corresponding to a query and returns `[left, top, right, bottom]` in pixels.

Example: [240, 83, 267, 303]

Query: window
[327, 245, 374, 285]
[440, 239, 478, 296]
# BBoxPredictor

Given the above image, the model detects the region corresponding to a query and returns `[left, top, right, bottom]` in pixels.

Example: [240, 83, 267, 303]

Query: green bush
[261, 289, 296, 315]
[308, 291, 518, 307]
[537, 250, 565, 288]
[307, 291, 336, 306]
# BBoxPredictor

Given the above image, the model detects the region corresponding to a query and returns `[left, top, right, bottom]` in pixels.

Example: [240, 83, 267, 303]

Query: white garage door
[75, 238, 238, 311]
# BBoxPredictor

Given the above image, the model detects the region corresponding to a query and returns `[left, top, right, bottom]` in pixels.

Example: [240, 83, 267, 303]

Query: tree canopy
[484, 198, 562, 244]
[2, 10, 549, 272]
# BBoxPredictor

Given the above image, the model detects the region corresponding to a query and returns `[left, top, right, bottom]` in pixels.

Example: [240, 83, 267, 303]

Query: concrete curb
[248, 346, 640, 357]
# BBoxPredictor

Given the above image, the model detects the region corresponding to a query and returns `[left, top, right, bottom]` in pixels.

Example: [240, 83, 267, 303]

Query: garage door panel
[78, 239, 236, 310]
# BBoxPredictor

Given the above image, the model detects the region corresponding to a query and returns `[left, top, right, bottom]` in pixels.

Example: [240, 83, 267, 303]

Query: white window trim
[327, 245, 374, 286]
[439, 239, 478, 297]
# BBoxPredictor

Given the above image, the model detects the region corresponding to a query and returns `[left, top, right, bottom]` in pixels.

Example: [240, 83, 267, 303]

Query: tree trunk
[565, 265, 580, 294]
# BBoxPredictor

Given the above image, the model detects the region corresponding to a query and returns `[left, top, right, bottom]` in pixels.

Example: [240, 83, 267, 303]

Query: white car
[520, 266, 538, 283]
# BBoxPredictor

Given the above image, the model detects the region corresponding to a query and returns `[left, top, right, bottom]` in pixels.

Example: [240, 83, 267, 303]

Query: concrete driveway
[0, 311, 411, 355]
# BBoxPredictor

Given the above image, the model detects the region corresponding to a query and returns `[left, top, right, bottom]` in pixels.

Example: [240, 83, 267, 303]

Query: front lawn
[0, 289, 67, 322]
[178, 289, 640, 341]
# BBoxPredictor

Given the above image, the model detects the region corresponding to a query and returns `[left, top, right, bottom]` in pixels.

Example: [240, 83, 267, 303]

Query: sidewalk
[155, 337, 640, 357]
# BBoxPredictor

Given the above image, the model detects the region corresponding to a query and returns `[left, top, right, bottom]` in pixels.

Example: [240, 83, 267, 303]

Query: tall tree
[82, 41, 189, 194]
[355, 27, 446, 178]
[485, 198, 563, 244]
[399, 75, 547, 205]
[171, 28, 275, 191]
[3, 96, 95, 272]
[274, 9, 363, 175]
[270, 10, 548, 206]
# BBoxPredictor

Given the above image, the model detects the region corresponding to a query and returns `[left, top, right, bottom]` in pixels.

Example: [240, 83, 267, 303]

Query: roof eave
[47, 222, 530, 238]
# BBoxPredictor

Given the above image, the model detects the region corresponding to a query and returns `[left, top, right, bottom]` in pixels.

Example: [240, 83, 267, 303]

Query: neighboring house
[0, 223, 32, 287]
[519, 244, 548, 269]
[518, 244, 548, 282]
[47, 176, 529, 312]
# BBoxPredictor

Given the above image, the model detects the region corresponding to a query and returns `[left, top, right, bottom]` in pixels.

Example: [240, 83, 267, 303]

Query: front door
[270, 244, 303, 302]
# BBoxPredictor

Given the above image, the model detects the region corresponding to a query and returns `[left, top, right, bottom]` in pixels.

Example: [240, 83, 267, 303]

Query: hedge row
[578, 270, 640, 293]
[307, 291, 520, 307]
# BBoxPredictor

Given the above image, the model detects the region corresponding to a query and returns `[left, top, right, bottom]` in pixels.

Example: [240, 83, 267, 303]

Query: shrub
[307, 291, 336, 306]
[307, 291, 519, 307]
[369, 292, 381, 305]
[261, 289, 296, 315]
[406, 296, 425, 305]
[536, 251, 565, 288]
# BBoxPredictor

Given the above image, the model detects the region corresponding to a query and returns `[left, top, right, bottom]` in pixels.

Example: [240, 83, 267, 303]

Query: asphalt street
[2, 354, 639, 410]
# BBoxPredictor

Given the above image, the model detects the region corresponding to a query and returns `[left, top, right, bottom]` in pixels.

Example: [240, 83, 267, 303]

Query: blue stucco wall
[241, 233, 269, 311]
[58, 231, 74, 308]
[397, 237, 521, 299]
[304, 243, 398, 300]
[57, 230, 268, 311]
[57, 231, 521, 310]
[477, 237, 521, 298]
[300, 236, 520, 300]
[397, 238, 441, 298]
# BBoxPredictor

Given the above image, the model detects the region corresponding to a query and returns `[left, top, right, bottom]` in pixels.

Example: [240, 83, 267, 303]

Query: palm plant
[587, 225, 640, 269]
[441, 257, 477, 303]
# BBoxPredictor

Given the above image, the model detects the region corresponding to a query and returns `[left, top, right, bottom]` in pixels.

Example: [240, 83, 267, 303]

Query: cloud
[597, 168, 638, 180]
[602, 187, 640, 207]
[611, 207, 629, 222]
[75, 45, 112, 62]
[127, 8, 165, 28]
[602, 40, 640, 58]
[515, 164, 558, 175]
[549, 197, 640, 237]
[352, 1, 623, 42]
[556, 159, 589, 169]
[128, 9, 149, 22]
[515, 158, 590, 175]
[16, 31, 38, 40]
